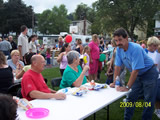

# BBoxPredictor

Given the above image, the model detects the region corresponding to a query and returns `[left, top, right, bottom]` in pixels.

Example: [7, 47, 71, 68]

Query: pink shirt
[46, 52, 50, 58]
[89, 41, 100, 60]
[60, 55, 68, 69]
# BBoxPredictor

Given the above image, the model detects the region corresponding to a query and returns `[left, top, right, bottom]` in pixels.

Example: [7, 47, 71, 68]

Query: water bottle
[115, 76, 120, 88]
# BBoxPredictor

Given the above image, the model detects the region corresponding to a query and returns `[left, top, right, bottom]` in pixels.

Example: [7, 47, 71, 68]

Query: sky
[4, 0, 97, 14]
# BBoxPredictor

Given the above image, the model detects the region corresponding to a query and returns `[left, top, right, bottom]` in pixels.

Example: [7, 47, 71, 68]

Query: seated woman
[0, 51, 13, 93]
[60, 51, 89, 89]
[16, 52, 35, 79]
[7, 50, 24, 72]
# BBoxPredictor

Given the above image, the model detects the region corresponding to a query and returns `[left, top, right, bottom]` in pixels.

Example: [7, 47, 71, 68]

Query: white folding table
[17, 85, 129, 120]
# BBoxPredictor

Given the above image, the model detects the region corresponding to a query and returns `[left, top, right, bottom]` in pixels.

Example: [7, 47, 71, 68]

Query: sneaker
[154, 109, 160, 119]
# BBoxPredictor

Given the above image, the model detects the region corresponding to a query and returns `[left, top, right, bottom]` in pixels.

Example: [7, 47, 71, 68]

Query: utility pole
[82, 12, 86, 35]
[32, 8, 34, 34]
[83, 17, 86, 35]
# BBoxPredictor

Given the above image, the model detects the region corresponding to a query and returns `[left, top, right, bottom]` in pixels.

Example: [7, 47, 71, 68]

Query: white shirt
[18, 33, 29, 56]
[29, 41, 37, 53]
[148, 51, 159, 65]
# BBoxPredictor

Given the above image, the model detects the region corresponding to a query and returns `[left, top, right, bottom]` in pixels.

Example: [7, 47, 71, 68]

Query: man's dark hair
[85, 38, 89, 42]
[100, 40, 103, 44]
[21, 25, 27, 32]
[0, 94, 17, 120]
[113, 28, 128, 38]
[4, 36, 8, 39]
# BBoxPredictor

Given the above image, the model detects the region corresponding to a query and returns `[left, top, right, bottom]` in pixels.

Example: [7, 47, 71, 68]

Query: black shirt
[10, 41, 17, 52]
[0, 66, 13, 93]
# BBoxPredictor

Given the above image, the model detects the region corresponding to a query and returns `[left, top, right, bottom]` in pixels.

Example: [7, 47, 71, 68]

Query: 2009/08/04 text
[120, 102, 151, 108]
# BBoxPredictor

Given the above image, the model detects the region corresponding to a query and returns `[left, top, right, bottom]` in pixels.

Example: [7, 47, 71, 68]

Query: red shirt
[21, 69, 51, 101]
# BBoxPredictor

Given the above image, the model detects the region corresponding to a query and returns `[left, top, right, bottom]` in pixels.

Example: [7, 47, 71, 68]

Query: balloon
[83, 56, 88, 64]
[99, 54, 106, 62]
[65, 35, 72, 43]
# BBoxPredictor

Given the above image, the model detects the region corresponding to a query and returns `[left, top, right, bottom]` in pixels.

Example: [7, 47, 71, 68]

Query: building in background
[69, 20, 92, 35]
[154, 11, 160, 36]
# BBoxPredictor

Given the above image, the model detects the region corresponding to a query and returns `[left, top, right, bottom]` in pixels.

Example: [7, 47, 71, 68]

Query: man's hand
[50, 89, 57, 93]
[54, 93, 66, 100]
[116, 86, 129, 92]
[110, 83, 115, 88]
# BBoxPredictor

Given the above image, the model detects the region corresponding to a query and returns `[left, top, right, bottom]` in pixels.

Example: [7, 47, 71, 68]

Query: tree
[38, 4, 70, 34]
[74, 3, 96, 23]
[96, 0, 160, 39]
[0, 0, 33, 35]
[38, 9, 52, 34]
[0, 0, 5, 35]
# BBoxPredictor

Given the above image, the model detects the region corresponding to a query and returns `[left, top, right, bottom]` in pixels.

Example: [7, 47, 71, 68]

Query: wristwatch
[126, 85, 130, 89]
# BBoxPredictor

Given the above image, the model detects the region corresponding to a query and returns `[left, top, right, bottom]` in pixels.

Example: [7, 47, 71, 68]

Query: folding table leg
[107, 105, 109, 120]
[94, 113, 96, 120]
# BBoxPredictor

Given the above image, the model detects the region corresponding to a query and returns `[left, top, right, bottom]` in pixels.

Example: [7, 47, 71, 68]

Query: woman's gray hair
[67, 51, 79, 64]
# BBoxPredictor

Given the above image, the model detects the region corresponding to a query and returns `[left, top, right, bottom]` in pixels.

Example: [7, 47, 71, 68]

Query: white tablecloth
[17, 85, 129, 120]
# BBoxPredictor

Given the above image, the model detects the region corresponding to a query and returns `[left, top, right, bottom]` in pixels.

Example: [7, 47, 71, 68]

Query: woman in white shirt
[145, 36, 160, 118]
[29, 35, 37, 53]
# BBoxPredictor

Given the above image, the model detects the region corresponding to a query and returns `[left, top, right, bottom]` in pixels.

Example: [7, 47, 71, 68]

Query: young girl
[46, 48, 51, 67]
[82, 46, 90, 78]
[57, 43, 71, 76]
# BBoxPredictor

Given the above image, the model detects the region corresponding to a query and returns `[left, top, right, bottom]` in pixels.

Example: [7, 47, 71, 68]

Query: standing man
[18, 25, 29, 61]
[110, 28, 158, 120]
[9, 35, 17, 52]
[0, 36, 12, 58]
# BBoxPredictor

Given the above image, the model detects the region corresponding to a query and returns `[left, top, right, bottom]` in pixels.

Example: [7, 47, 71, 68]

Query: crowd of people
[0, 25, 160, 120]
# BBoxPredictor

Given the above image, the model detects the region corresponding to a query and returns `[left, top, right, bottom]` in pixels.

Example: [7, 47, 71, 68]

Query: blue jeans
[47, 58, 50, 65]
[124, 66, 158, 120]
[156, 78, 160, 101]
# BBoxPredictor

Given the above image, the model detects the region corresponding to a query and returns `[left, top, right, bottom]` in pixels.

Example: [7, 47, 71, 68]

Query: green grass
[42, 67, 159, 120]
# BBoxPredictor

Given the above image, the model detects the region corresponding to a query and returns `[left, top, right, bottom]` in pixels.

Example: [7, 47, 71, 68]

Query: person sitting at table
[0, 94, 17, 120]
[60, 51, 89, 89]
[57, 43, 71, 76]
[16, 52, 35, 79]
[7, 50, 24, 73]
[0, 51, 13, 94]
[21, 54, 66, 101]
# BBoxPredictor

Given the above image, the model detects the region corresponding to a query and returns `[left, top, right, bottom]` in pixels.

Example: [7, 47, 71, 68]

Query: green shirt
[60, 65, 87, 89]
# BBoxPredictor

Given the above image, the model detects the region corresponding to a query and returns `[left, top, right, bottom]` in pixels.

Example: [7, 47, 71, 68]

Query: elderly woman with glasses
[7, 50, 24, 73]
[60, 51, 89, 89]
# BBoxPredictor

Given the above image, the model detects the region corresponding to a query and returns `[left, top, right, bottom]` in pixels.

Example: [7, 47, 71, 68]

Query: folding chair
[7, 83, 21, 96]
[51, 77, 62, 89]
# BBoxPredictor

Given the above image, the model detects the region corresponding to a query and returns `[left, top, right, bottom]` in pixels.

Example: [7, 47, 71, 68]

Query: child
[46, 48, 51, 67]
[82, 46, 90, 79]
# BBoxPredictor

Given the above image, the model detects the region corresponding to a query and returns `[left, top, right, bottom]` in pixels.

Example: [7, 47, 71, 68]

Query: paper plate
[26, 108, 49, 119]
